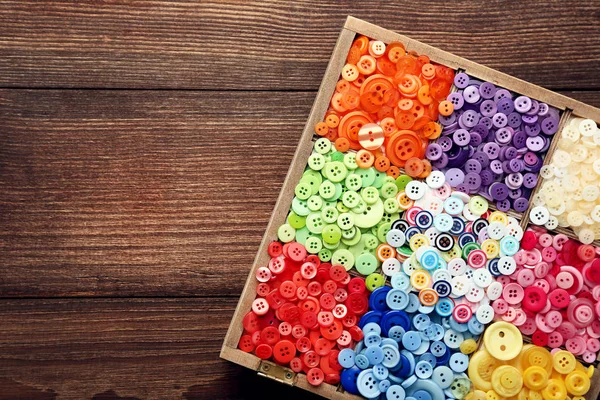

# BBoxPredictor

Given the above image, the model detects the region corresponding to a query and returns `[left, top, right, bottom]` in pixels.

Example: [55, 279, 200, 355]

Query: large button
[483, 321, 522, 360]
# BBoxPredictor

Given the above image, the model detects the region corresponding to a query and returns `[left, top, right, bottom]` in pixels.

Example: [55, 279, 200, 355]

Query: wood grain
[0, 297, 321, 400]
[1, 1, 599, 90]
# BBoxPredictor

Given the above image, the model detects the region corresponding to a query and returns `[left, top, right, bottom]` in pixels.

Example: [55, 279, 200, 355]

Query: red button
[255, 343, 273, 360]
[303, 350, 320, 368]
[273, 339, 296, 364]
[548, 288, 570, 308]
[321, 320, 343, 340]
[238, 335, 255, 353]
[279, 281, 297, 299]
[300, 311, 318, 329]
[314, 337, 334, 356]
[521, 230, 537, 250]
[268, 241, 283, 257]
[531, 330, 548, 346]
[296, 336, 312, 353]
[346, 292, 368, 314]
[290, 357, 303, 372]
[349, 325, 363, 341]
[578, 244, 596, 262]
[586, 259, 600, 283]
[307, 367, 324, 386]
[522, 286, 547, 312]
[242, 311, 261, 333]
[348, 277, 366, 294]
[323, 280, 338, 294]
[342, 313, 358, 328]
[288, 242, 307, 262]
[329, 265, 347, 282]
[261, 326, 281, 345]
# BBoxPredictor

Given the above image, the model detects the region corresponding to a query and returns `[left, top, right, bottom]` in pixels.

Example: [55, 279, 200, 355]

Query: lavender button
[472, 151, 490, 168]
[483, 142, 500, 160]
[438, 136, 453, 151]
[480, 100, 497, 117]
[521, 114, 538, 125]
[494, 89, 511, 102]
[479, 82, 496, 99]
[489, 182, 509, 201]
[508, 158, 523, 173]
[541, 117, 559, 135]
[506, 173, 523, 189]
[526, 136, 545, 152]
[505, 148, 519, 161]
[495, 127, 513, 145]
[465, 159, 482, 174]
[453, 129, 471, 146]
[469, 132, 483, 146]
[432, 153, 449, 169]
[526, 99, 540, 116]
[445, 168, 465, 187]
[464, 173, 482, 190]
[522, 173, 538, 189]
[514, 96, 532, 113]
[426, 143, 443, 161]
[439, 113, 456, 126]
[496, 98, 515, 115]
[461, 110, 480, 128]
[479, 117, 493, 130]
[463, 85, 481, 104]
[492, 113, 508, 128]
[507, 112, 522, 128]
[538, 103, 549, 116]
[524, 123, 541, 137]
[490, 160, 504, 174]
[454, 73, 470, 89]
[481, 170, 494, 186]
[509, 188, 522, 200]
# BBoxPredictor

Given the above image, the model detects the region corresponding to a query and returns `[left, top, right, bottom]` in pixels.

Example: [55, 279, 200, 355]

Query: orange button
[374, 156, 390, 172]
[356, 149, 375, 168]
[405, 157, 425, 177]
[358, 123, 385, 150]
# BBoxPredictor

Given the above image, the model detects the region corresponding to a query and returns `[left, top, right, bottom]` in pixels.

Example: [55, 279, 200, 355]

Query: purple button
[481, 170, 494, 186]
[426, 143, 443, 161]
[541, 117, 559, 135]
[461, 110, 480, 128]
[454, 73, 470, 89]
[521, 114, 538, 125]
[483, 142, 500, 160]
[463, 85, 481, 104]
[522, 173, 538, 189]
[472, 151, 490, 168]
[496, 199, 511, 212]
[469, 132, 483, 146]
[492, 113, 508, 128]
[479, 117, 493, 130]
[507, 112, 522, 128]
[513, 198, 529, 213]
[496, 98, 515, 115]
[453, 129, 471, 146]
[494, 89, 511, 102]
[524, 123, 541, 137]
[438, 136, 453, 151]
[489, 182, 509, 201]
[445, 168, 465, 187]
[512, 131, 527, 149]
[456, 183, 471, 194]
[508, 158, 523, 173]
[465, 159, 482, 174]
[523, 152, 539, 166]
[527, 100, 540, 116]
[432, 154, 449, 169]
[480, 100, 497, 117]
[526, 136, 545, 152]
[490, 160, 504, 175]
[464, 172, 482, 190]
[479, 82, 496, 99]
[514, 96, 532, 113]
[495, 127, 513, 145]
[538, 103, 549, 116]
[447, 92, 464, 110]
[509, 188, 523, 200]
[438, 113, 456, 126]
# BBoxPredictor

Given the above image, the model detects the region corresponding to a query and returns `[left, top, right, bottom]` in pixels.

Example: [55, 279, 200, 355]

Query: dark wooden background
[0, 2, 599, 399]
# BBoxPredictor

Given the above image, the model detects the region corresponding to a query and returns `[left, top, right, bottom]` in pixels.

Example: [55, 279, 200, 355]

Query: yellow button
[586, 365, 594, 379]
[466, 390, 487, 400]
[564, 370, 590, 396]
[410, 269, 431, 290]
[527, 389, 543, 400]
[409, 233, 429, 251]
[488, 211, 508, 225]
[485, 390, 501, 400]
[541, 379, 566, 400]
[521, 346, 553, 375]
[483, 321, 523, 361]
[481, 239, 500, 259]
[492, 365, 523, 397]
[523, 366, 548, 391]
[460, 338, 478, 355]
[552, 350, 576, 375]
[469, 350, 505, 392]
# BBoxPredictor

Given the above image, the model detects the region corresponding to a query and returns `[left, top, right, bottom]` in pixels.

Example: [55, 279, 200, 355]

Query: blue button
[419, 250, 439, 270]
[429, 340, 447, 357]
[381, 344, 400, 369]
[449, 353, 469, 373]
[443, 329, 464, 349]
[487, 258, 501, 276]
[359, 311, 383, 329]
[401, 331, 422, 352]
[467, 317, 484, 335]
[449, 318, 469, 333]
[388, 325, 406, 342]
[381, 310, 411, 336]
[357, 369, 381, 398]
[369, 286, 392, 312]
[382, 338, 399, 349]
[424, 323, 444, 341]
[386, 385, 406, 400]
[407, 380, 444, 400]
[355, 353, 369, 369]
[379, 379, 391, 393]
[405, 226, 421, 241]
[363, 322, 382, 335]
[373, 364, 389, 380]
[414, 360, 433, 379]
[400, 350, 416, 375]
[365, 332, 382, 348]
[415, 210, 433, 229]
[412, 314, 431, 331]
[432, 366, 454, 389]
[432, 280, 451, 297]
[393, 353, 412, 378]
[387, 288, 409, 310]
[500, 235, 518, 256]
[435, 348, 450, 366]
[405, 293, 420, 313]
[338, 348, 356, 368]
[450, 217, 465, 235]
[412, 389, 432, 400]
[418, 352, 437, 368]
[341, 366, 361, 395]
[412, 337, 430, 356]
[401, 374, 417, 389]
[365, 346, 384, 365]
[391, 272, 411, 290]
[458, 232, 476, 248]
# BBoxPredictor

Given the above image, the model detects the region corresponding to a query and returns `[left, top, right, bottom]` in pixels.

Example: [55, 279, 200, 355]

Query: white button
[448, 258, 467, 276]
[544, 216, 559, 230]
[382, 258, 401, 276]
[473, 269, 493, 288]
[487, 222, 506, 240]
[386, 229, 406, 247]
[405, 181, 426, 200]
[497, 256, 517, 276]
[530, 206, 550, 225]
[486, 281, 503, 301]
[579, 119, 597, 137]
[450, 191, 470, 204]
[432, 269, 452, 283]
[451, 276, 470, 297]
[476, 304, 494, 324]
[425, 171, 446, 189]
[465, 285, 485, 302]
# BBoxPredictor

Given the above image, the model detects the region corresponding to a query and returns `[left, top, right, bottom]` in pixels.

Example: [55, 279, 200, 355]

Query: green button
[395, 174, 412, 191]
[372, 170, 387, 189]
[294, 181, 312, 200]
[384, 198, 399, 214]
[332, 182, 343, 200]
[343, 153, 358, 170]
[365, 273, 385, 291]
[295, 226, 311, 244]
[322, 240, 340, 250]
[277, 224, 295, 243]
[330, 151, 344, 162]
[353, 198, 384, 229]
[291, 197, 310, 216]
[469, 195, 489, 215]
[332, 249, 355, 271]
[300, 170, 322, 195]
[306, 212, 325, 234]
[323, 162, 348, 183]
[362, 233, 379, 250]
[397, 245, 413, 257]
[321, 206, 339, 224]
[307, 195, 323, 211]
[307, 153, 325, 171]
[287, 211, 306, 229]
[337, 212, 354, 230]
[345, 173, 362, 191]
[322, 224, 342, 244]
[342, 190, 360, 208]
[377, 222, 392, 243]
[355, 252, 379, 275]
[355, 167, 375, 187]
[319, 180, 336, 200]
[351, 198, 367, 214]
[461, 242, 480, 259]
[380, 182, 398, 199]
[318, 248, 332, 262]
[341, 227, 362, 246]
[304, 236, 323, 254]
[314, 138, 332, 154]
[361, 187, 380, 204]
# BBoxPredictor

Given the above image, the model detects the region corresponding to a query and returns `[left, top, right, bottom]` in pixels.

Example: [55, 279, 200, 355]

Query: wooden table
[1, 2, 599, 399]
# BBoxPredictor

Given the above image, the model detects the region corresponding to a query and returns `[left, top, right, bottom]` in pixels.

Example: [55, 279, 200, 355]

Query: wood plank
[0, 297, 321, 400]
[1, 90, 598, 298]
[1, 1, 599, 90]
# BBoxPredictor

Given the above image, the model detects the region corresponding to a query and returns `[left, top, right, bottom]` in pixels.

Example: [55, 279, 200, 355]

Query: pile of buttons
[313, 35, 455, 171]
[280, 137, 403, 274]
[239, 241, 371, 386]
[384, 174, 523, 321]
[426, 73, 561, 213]
[497, 227, 600, 363]
[468, 321, 594, 399]
[338, 285, 481, 399]
[531, 116, 600, 244]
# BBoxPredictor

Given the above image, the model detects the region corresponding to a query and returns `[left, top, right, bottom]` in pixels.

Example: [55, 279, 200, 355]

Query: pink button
[540, 299, 552, 314]
[552, 233, 569, 250]
[588, 321, 600, 338]
[497, 276, 511, 286]
[545, 310, 563, 328]
[570, 299, 595, 328]
[561, 266, 584, 294]
[548, 288, 569, 308]
[587, 338, 600, 352]
[526, 249, 542, 265]
[556, 271, 574, 289]
[582, 351, 597, 363]
[556, 321, 577, 339]
[492, 299, 508, 315]
[434, 183, 451, 199]
[534, 263, 550, 279]
[539, 233, 553, 247]
[503, 283, 524, 305]
[519, 318, 537, 335]
[535, 313, 554, 333]
[256, 267, 272, 282]
[501, 307, 516, 322]
[533, 279, 550, 293]
[514, 251, 527, 266]
[547, 331, 563, 348]
[517, 269, 535, 287]
[513, 309, 527, 326]
[541, 246, 557, 263]
[566, 336, 586, 355]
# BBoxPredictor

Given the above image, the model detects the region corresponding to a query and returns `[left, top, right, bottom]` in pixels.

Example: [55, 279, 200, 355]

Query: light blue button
[467, 317, 485, 335]
[365, 332, 382, 348]
[386, 385, 406, 400]
[365, 346, 384, 365]
[449, 352, 469, 373]
[356, 353, 369, 369]
[388, 326, 406, 342]
[379, 379, 391, 393]
[387, 288, 409, 310]
[443, 197, 464, 215]
[406, 379, 444, 400]
[418, 304, 435, 314]
[363, 322, 382, 335]
[391, 272, 411, 290]
[402, 331, 422, 352]
[357, 369, 381, 399]
[433, 213, 453, 232]
[412, 337, 430, 356]
[414, 360, 433, 379]
[381, 344, 401, 369]
[412, 314, 431, 331]
[449, 317, 469, 333]
[412, 389, 432, 400]
[443, 329, 464, 349]
[432, 366, 454, 389]
[338, 348, 356, 368]
[435, 298, 454, 317]
[500, 235, 519, 256]
[373, 364, 389, 380]
[401, 374, 417, 389]
[424, 323, 444, 341]
[419, 250, 439, 270]
[405, 293, 420, 313]
[382, 338, 399, 349]
[418, 353, 437, 368]
[429, 340, 447, 357]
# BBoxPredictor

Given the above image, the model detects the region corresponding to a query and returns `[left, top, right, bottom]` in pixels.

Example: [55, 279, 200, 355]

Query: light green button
[332, 249, 355, 271]
[304, 236, 323, 254]
[308, 153, 325, 171]
[295, 226, 311, 244]
[352, 198, 367, 214]
[362, 233, 379, 250]
[287, 211, 306, 229]
[365, 273, 385, 291]
[318, 248, 332, 262]
[343, 153, 358, 170]
[353, 198, 384, 229]
[345, 174, 362, 191]
[355, 252, 379, 275]
[342, 190, 361, 208]
[395, 174, 412, 191]
[384, 198, 399, 214]
[332, 182, 343, 200]
[377, 222, 392, 243]
[336, 201, 349, 213]
[337, 212, 355, 230]
[342, 227, 362, 246]
[319, 180, 336, 200]
[380, 182, 398, 199]
[330, 151, 344, 162]
[294, 181, 312, 200]
[323, 162, 347, 183]
[355, 167, 376, 187]
[321, 206, 339, 224]
[277, 224, 295, 243]
[361, 187, 380, 204]
[469, 195, 489, 216]
[291, 197, 311, 216]
[307, 195, 323, 211]
[372, 170, 387, 188]
[322, 224, 342, 244]
[306, 212, 325, 234]
[314, 138, 332, 154]
[300, 170, 322, 195]
[322, 240, 340, 250]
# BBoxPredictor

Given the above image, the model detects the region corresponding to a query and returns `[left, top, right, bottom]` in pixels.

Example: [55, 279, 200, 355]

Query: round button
[483, 321, 523, 361]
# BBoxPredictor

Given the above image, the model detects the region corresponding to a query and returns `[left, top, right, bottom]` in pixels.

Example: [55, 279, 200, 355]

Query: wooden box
[221, 16, 600, 399]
